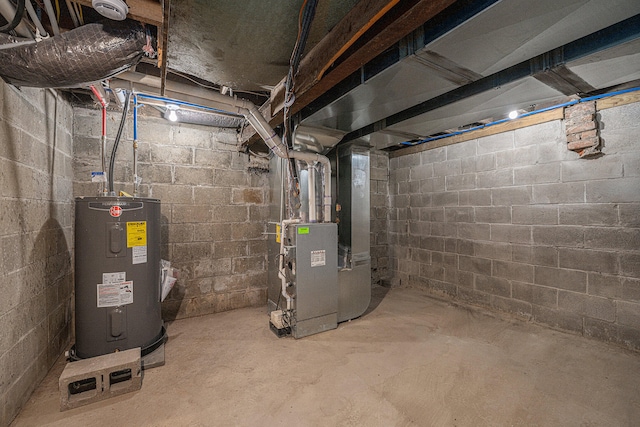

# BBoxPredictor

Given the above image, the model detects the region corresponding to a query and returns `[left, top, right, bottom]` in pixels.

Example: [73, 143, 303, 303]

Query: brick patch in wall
[564, 101, 601, 157]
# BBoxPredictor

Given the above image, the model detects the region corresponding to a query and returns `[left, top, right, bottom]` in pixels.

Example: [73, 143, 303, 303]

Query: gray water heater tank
[74, 196, 163, 359]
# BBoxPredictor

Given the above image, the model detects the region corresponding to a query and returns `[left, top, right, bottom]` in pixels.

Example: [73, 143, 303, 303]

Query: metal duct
[293, 124, 346, 154]
[171, 108, 245, 128]
[0, 21, 148, 88]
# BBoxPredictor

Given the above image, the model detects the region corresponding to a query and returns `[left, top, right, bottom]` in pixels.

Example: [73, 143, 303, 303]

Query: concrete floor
[11, 286, 640, 426]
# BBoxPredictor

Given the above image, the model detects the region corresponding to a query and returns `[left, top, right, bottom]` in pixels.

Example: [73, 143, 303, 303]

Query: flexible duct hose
[108, 90, 131, 194]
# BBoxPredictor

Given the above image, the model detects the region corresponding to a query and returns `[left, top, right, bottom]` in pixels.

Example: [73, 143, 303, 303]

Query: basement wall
[387, 101, 640, 351]
[370, 149, 390, 285]
[0, 83, 74, 426]
[73, 107, 270, 321]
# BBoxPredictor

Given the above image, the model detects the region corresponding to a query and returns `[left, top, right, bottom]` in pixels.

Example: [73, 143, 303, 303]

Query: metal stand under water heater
[72, 197, 165, 363]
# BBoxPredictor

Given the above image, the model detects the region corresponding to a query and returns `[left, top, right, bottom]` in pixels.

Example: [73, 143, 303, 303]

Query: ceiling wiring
[281, 0, 318, 218]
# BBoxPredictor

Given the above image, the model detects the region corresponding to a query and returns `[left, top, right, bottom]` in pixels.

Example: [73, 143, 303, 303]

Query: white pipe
[289, 151, 332, 222]
[64, 0, 79, 27]
[278, 218, 300, 310]
[308, 163, 317, 222]
[0, 0, 33, 38]
[0, 39, 36, 49]
[114, 71, 334, 221]
[25, 0, 48, 36]
[90, 84, 108, 194]
[243, 108, 288, 158]
[116, 71, 289, 158]
[42, 0, 60, 36]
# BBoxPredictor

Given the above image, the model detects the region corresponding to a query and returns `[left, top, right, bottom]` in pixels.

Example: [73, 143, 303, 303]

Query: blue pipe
[133, 93, 138, 141]
[580, 86, 640, 102]
[134, 92, 244, 117]
[402, 86, 640, 147]
[131, 91, 244, 141]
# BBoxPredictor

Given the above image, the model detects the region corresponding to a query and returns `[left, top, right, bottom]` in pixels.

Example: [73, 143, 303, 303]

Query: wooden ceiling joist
[252, 0, 457, 145]
[73, 0, 162, 27]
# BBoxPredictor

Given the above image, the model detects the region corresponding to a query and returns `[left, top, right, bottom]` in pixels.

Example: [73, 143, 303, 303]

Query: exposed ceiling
[167, 0, 359, 92]
[296, 0, 640, 151]
[2, 0, 639, 154]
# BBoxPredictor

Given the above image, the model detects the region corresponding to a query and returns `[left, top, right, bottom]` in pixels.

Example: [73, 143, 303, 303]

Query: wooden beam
[596, 90, 640, 110]
[390, 109, 565, 158]
[244, 0, 456, 146]
[381, 90, 640, 158]
[269, 0, 456, 121]
[73, 0, 162, 27]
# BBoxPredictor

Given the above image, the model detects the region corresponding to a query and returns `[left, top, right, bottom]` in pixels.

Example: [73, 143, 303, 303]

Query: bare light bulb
[165, 104, 179, 122]
[508, 110, 518, 120]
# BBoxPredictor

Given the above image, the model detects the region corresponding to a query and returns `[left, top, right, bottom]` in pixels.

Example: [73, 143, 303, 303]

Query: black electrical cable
[281, 0, 318, 219]
[0, 0, 26, 33]
[108, 90, 132, 194]
[292, 0, 317, 71]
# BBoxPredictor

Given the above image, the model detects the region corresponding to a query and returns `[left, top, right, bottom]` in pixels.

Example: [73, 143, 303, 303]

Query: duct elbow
[244, 106, 288, 159]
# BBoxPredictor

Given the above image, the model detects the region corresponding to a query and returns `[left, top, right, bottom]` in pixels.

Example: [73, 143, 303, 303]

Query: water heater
[74, 196, 164, 359]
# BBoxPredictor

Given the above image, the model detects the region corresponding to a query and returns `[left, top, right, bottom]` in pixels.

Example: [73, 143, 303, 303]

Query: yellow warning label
[276, 224, 281, 243]
[126, 221, 147, 248]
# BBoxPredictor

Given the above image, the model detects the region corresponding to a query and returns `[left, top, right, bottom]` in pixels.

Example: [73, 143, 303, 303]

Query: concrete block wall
[73, 107, 270, 321]
[370, 149, 390, 285]
[387, 101, 640, 350]
[0, 83, 74, 426]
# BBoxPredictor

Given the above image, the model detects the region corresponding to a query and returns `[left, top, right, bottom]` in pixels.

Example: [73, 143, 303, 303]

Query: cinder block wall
[0, 83, 74, 426]
[370, 149, 390, 285]
[387, 101, 640, 350]
[73, 107, 270, 320]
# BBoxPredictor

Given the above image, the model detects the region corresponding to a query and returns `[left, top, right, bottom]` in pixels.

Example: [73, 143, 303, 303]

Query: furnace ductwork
[168, 108, 245, 128]
[0, 21, 148, 88]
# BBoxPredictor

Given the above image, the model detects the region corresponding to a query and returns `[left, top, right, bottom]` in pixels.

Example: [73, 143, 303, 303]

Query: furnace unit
[267, 135, 371, 338]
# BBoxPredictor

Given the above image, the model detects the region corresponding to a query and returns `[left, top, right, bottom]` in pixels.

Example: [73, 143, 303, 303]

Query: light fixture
[508, 110, 518, 120]
[165, 104, 179, 122]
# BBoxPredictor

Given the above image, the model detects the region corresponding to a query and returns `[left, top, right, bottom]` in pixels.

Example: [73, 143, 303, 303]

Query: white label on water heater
[132, 245, 147, 264]
[103, 271, 126, 285]
[310, 250, 326, 267]
[97, 281, 134, 308]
